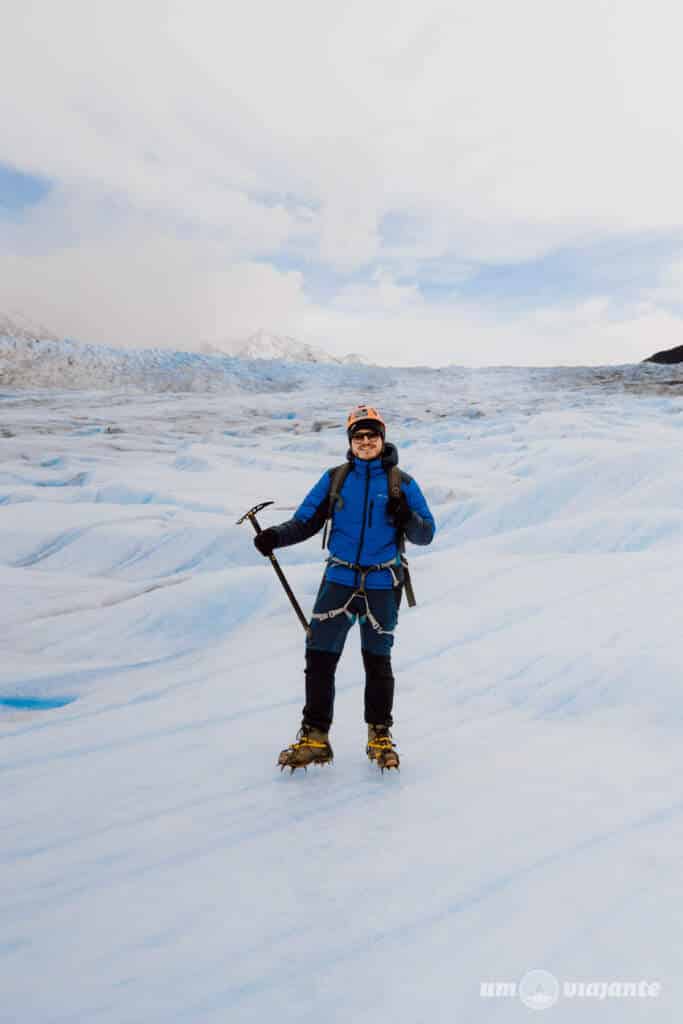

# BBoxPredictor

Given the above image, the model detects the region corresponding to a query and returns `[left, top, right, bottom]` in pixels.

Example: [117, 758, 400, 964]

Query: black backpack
[321, 462, 416, 607]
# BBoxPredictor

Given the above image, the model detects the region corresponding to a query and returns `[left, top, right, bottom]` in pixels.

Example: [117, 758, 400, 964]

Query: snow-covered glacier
[2, 340, 683, 1023]
[0, 328, 367, 392]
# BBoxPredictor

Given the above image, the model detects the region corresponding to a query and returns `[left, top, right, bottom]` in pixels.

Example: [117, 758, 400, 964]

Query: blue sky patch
[248, 189, 320, 217]
[379, 210, 424, 247]
[415, 233, 683, 311]
[0, 163, 51, 216]
[253, 226, 683, 319]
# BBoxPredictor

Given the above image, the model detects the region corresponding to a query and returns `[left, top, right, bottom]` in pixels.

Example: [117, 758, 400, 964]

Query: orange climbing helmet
[346, 404, 386, 440]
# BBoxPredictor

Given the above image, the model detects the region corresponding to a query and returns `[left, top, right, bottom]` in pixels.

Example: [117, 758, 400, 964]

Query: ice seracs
[1, 312, 368, 371]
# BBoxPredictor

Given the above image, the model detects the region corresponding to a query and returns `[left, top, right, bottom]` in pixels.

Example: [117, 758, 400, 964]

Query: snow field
[2, 365, 683, 1022]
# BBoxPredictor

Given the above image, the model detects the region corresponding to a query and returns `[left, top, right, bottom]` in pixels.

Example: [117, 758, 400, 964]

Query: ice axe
[237, 501, 311, 636]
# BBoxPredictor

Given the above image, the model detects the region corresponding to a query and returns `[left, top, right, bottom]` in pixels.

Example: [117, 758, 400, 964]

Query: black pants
[302, 581, 400, 732]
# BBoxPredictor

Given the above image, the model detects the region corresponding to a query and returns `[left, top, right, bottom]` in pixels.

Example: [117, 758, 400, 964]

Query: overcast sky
[2, 0, 683, 366]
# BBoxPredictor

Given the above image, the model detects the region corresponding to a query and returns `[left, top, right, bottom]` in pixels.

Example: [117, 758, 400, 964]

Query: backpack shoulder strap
[328, 463, 351, 511]
[387, 465, 402, 499]
[388, 466, 417, 607]
[322, 463, 352, 549]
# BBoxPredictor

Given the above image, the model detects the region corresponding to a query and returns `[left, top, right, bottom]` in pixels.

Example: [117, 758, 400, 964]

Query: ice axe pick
[237, 501, 311, 636]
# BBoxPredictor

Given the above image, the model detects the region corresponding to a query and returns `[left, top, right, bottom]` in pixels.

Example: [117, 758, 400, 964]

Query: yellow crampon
[278, 728, 333, 773]
[366, 732, 400, 772]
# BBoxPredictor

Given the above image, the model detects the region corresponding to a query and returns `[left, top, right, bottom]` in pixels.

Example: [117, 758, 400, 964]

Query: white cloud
[0, 224, 310, 351]
[647, 258, 683, 307]
[300, 294, 668, 368]
[318, 202, 379, 272]
[8, 1, 683, 243]
[0, 228, 669, 366]
[3, 0, 683, 363]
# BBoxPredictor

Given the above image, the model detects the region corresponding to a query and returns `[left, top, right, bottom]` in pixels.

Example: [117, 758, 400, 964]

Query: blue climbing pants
[303, 581, 401, 731]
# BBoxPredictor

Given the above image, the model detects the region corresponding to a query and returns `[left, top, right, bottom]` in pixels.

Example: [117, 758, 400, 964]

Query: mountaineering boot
[366, 724, 400, 772]
[278, 724, 333, 773]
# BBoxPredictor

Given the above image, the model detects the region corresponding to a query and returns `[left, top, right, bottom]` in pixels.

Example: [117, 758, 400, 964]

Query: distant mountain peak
[199, 330, 367, 365]
[235, 330, 342, 364]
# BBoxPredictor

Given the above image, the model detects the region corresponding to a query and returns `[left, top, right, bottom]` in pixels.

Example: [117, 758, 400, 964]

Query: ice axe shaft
[237, 501, 311, 635]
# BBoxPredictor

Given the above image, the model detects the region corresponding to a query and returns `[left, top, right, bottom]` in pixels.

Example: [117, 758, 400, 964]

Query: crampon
[366, 725, 400, 772]
[278, 726, 333, 773]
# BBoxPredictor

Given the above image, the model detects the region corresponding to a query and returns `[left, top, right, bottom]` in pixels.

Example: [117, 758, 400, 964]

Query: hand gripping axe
[237, 501, 311, 636]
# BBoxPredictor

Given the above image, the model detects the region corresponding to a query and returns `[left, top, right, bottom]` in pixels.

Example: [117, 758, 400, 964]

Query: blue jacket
[271, 443, 435, 589]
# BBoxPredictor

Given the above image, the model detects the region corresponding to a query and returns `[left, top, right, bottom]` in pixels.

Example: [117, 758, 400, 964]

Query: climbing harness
[310, 554, 407, 635]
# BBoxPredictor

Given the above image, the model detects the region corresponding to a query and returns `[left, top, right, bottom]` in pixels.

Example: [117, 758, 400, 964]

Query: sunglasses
[352, 430, 382, 442]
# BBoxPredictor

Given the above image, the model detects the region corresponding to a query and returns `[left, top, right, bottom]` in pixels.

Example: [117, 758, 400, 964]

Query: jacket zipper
[354, 462, 371, 575]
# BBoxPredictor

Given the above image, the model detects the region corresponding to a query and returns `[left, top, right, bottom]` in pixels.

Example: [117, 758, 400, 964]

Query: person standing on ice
[253, 405, 436, 771]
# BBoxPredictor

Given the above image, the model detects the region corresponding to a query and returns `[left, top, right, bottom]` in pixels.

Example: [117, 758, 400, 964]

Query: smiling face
[350, 428, 383, 460]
